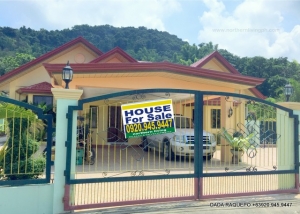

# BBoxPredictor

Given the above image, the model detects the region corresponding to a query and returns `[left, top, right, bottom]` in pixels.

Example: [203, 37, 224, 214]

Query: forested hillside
[0, 25, 299, 101]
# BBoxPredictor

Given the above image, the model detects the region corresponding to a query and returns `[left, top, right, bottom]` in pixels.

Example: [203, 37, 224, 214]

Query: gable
[48, 44, 100, 64]
[90, 47, 137, 63]
[191, 51, 240, 74]
[0, 37, 102, 86]
[200, 58, 231, 73]
[99, 53, 131, 63]
[1, 38, 103, 99]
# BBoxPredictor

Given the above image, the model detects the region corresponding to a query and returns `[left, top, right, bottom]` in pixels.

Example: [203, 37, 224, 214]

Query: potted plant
[220, 127, 255, 164]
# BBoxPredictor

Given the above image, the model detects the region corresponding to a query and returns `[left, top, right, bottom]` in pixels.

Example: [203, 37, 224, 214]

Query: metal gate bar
[64, 89, 298, 211]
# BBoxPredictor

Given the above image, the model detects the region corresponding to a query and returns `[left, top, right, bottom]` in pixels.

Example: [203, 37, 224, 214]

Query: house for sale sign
[121, 99, 175, 139]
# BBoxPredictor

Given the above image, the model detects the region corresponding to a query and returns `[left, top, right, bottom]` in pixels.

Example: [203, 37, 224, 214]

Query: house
[0, 37, 265, 145]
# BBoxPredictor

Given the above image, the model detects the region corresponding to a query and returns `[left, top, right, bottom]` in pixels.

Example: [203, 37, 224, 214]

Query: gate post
[277, 102, 300, 191]
[51, 88, 83, 214]
[194, 92, 203, 199]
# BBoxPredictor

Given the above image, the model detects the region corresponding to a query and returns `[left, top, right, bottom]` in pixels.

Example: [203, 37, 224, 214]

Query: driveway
[72, 145, 280, 177]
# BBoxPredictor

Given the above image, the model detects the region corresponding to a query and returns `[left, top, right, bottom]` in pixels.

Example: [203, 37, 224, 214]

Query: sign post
[121, 99, 176, 138]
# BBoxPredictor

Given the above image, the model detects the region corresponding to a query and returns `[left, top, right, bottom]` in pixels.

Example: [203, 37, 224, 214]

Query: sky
[0, 0, 299, 62]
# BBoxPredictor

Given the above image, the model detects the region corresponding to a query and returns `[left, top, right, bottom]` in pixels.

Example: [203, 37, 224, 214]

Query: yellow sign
[121, 99, 175, 138]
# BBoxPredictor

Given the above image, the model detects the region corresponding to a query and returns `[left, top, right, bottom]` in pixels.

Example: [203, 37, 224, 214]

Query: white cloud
[32, 0, 181, 31]
[198, 0, 300, 61]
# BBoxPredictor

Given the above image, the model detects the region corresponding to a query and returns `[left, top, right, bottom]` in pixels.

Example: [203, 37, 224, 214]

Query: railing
[64, 89, 298, 210]
[0, 97, 52, 185]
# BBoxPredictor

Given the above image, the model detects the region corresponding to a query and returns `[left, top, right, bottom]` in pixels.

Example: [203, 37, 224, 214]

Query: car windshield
[174, 117, 193, 129]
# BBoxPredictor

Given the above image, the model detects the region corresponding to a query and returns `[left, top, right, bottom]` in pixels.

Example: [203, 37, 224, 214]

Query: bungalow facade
[0, 37, 265, 145]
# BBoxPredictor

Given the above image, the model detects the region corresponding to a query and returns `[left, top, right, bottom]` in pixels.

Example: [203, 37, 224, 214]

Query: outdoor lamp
[284, 82, 294, 102]
[62, 61, 73, 89]
[228, 107, 233, 118]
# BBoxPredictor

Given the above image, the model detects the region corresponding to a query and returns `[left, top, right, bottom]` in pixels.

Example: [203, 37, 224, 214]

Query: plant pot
[230, 149, 244, 164]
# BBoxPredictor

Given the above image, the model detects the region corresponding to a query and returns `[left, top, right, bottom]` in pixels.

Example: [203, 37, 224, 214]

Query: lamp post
[284, 82, 294, 102]
[62, 61, 73, 89]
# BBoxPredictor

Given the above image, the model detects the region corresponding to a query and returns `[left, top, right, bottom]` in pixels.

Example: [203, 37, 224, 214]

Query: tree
[0, 53, 35, 76]
[0, 103, 45, 180]
[283, 79, 300, 102]
[0, 24, 299, 99]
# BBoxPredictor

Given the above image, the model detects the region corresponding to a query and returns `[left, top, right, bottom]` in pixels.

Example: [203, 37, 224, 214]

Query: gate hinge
[66, 113, 69, 119]
[64, 170, 66, 177]
[65, 141, 68, 147]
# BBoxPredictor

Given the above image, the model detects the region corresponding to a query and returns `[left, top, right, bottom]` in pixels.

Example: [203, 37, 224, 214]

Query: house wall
[203, 105, 221, 136]
[81, 96, 227, 146]
[9, 66, 50, 99]
[81, 100, 142, 145]
[276, 107, 296, 189]
[81, 101, 109, 146]
[49, 44, 97, 64]
[0, 184, 53, 214]
[106, 58, 122, 63]
[200, 58, 230, 73]
[71, 76, 236, 93]
[242, 88, 257, 98]
[7, 44, 97, 99]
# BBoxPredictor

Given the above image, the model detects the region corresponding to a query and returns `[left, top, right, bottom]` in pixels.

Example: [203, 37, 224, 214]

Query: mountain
[0, 25, 187, 61]
[0, 24, 299, 99]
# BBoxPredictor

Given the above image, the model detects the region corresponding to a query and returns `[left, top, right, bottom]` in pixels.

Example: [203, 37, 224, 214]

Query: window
[211, 109, 221, 129]
[33, 95, 53, 106]
[89, 106, 98, 128]
[175, 116, 194, 129]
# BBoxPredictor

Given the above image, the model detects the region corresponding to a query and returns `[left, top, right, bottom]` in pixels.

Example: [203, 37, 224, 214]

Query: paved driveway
[74, 193, 300, 214]
[72, 145, 280, 177]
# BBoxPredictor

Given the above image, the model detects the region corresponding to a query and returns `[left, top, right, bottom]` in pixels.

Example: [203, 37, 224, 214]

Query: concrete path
[74, 193, 300, 214]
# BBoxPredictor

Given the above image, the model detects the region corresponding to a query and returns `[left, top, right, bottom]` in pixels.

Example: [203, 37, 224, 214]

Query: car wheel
[142, 136, 149, 152]
[164, 140, 174, 161]
[204, 154, 212, 161]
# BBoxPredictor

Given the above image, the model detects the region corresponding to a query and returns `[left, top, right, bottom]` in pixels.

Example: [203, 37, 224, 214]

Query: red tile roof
[90, 47, 137, 63]
[0, 37, 103, 84]
[16, 82, 53, 94]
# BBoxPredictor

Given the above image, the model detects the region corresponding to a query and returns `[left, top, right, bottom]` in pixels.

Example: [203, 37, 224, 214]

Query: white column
[51, 88, 83, 214]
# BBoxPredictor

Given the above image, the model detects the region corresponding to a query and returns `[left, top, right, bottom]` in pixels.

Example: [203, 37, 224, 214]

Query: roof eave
[16, 89, 53, 94]
[44, 62, 265, 87]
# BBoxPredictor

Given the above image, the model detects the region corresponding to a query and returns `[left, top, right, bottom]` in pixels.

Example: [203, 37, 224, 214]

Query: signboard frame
[121, 99, 176, 139]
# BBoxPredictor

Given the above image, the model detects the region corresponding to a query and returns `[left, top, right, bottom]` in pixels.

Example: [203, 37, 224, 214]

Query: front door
[107, 106, 126, 142]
